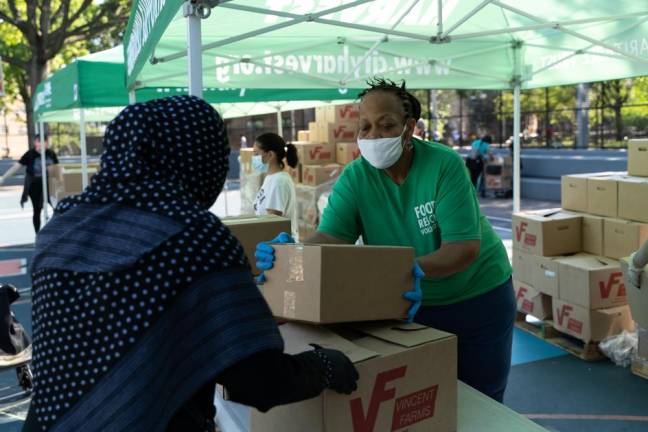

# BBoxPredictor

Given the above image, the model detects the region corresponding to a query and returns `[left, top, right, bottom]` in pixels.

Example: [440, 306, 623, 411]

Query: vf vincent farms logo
[556, 304, 583, 334]
[414, 201, 438, 236]
[515, 221, 537, 247]
[339, 105, 360, 120]
[349, 366, 439, 432]
[599, 272, 626, 299]
[515, 286, 535, 314]
[308, 146, 332, 161]
[333, 125, 357, 140]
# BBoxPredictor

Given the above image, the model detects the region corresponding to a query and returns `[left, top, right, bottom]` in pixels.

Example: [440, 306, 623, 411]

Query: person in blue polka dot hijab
[25, 96, 358, 432]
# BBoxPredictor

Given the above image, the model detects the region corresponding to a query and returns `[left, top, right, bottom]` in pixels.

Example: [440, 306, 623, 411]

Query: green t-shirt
[319, 138, 512, 306]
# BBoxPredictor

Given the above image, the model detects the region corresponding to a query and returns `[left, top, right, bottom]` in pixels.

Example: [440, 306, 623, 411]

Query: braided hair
[358, 77, 421, 121]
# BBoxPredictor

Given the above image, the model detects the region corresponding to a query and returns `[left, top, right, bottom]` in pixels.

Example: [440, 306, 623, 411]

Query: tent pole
[184, 1, 203, 98]
[80, 108, 89, 189]
[513, 83, 521, 213]
[431, 90, 438, 140]
[39, 121, 50, 224]
[276, 108, 283, 137]
[128, 90, 136, 104]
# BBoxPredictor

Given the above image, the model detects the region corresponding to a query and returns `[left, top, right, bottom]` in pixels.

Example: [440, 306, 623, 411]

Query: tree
[592, 79, 633, 142]
[0, 0, 129, 147]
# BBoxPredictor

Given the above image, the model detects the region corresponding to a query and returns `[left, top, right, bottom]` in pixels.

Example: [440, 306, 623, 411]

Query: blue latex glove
[255, 232, 295, 284]
[402, 262, 425, 323]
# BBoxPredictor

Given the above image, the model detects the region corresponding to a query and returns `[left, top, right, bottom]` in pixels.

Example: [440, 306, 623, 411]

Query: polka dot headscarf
[57, 95, 229, 217]
[29, 96, 256, 431]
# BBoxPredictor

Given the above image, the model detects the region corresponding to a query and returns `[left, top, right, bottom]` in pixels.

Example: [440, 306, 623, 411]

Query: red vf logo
[599, 272, 626, 299]
[516, 286, 528, 301]
[556, 304, 573, 326]
[334, 125, 356, 139]
[350, 366, 406, 432]
[515, 222, 537, 247]
[308, 146, 332, 161]
[349, 366, 438, 432]
[339, 105, 359, 119]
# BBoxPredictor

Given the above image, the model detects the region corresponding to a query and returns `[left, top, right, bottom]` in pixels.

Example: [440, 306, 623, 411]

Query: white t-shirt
[254, 171, 298, 236]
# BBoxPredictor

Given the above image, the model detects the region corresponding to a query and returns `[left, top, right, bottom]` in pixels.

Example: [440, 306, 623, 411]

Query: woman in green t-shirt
[257, 78, 515, 403]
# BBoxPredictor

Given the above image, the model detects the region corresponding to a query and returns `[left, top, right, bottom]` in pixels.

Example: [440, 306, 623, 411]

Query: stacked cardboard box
[620, 255, 648, 376]
[48, 164, 99, 203]
[512, 209, 580, 322]
[222, 215, 291, 275]
[512, 209, 634, 343]
[290, 104, 361, 236]
[225, 243, 458, 431]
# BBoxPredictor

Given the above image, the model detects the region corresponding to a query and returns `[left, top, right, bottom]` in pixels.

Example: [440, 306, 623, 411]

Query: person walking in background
[252, 133, 299, 238]
[465, 134, 494, 196]
[0, 134, 59, 233]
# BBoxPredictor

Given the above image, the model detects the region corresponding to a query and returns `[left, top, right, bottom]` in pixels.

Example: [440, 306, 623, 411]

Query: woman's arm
[417, 240, 480, 278]
[0, 162, 23, 185]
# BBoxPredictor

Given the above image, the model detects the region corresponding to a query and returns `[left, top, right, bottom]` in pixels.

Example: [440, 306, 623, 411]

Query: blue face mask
[252, 155, 269, 173]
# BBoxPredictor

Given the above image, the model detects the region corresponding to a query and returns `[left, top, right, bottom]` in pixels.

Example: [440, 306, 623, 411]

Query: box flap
[278, 322, 379, 363]
[222, 215, 290, 225]
[559, 254, 618, 271]
[352, 321, 455, 348]
[514, 209, 580, 221]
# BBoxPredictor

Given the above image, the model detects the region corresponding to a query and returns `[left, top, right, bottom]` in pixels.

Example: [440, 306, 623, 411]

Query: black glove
[310, 344, 359, 395]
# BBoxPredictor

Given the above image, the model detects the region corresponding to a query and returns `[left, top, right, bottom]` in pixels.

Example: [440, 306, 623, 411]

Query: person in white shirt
[252, 133, 299, 237]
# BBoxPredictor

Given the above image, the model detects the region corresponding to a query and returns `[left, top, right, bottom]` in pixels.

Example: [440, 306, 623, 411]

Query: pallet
[631, 359, 648, 380]
[515, 312, 605, 362]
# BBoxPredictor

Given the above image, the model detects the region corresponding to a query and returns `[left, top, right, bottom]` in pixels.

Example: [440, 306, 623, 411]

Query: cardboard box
[638, 327, 648, 359]
[582, 214, 605, 256]
[552, 298, 634, 342]
[558, 254, 627, 309]
[587, 176, 619, 217]
[561, 174, 589, 212]
[321, 123, 358, 145]
[301, 164, 342, 187]
[514, 280, 552, 320]
[336, 142, 361, 165]
[62, 170, 96, 194]
[223, 215, 292, 276]
[297, 130, 310, 142]
[316, 103, 360, 124]
[485, 174, 512, 190]
[308, 122, 320, 142]
[628, 140, 648, 177]
[531, 255, 563, 298]
[512, 249, 534, 285]
[297, 221, 317, 243]
[248, 321, 458, 432]
[512, 210, 582, 256]
[603, 218, 648, 260]
[617, 176, 648, 223]
[620, 257, 648, 329]
[293, 141, 336, 165]
[239, 148, 254, 174]
[286, 164, 302, 184]
[263, 244, 414, 323]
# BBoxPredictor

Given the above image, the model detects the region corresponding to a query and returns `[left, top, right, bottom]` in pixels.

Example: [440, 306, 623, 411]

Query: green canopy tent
[32, 46, 356, 221]
[123, 0, 648, 212]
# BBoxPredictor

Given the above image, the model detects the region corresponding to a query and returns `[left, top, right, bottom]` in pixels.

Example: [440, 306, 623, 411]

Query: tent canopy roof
[124, 0, 648, 91]
[33, 45, 357, 119]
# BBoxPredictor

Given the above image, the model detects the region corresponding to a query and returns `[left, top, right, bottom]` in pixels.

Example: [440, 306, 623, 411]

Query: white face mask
[357, 125, 407, 169]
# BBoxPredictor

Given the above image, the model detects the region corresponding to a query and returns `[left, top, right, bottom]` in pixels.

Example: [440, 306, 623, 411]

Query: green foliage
[0, 0, 129, 141]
